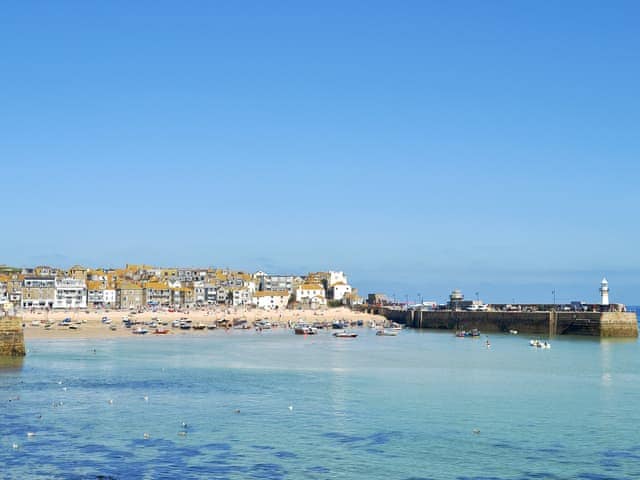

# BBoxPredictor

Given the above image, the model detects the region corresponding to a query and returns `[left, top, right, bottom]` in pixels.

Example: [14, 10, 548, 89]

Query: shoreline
[18, 307, 387, 340]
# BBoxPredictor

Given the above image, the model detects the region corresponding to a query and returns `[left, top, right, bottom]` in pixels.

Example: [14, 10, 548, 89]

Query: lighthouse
[599, 278, 609, 306]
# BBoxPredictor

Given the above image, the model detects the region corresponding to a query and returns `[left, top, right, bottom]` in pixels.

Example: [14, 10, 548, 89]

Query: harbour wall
[0, 316, 26, 356]
[358, 307, 638, 337]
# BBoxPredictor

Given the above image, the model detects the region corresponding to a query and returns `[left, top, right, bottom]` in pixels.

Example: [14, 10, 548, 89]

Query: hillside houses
[0, 264, 361, 310]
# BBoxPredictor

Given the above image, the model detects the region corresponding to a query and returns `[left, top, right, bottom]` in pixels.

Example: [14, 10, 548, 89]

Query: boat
[132, 327, 149, 335]
[390, 323, 403, 331]
[192, 323, 206, 330]
[469, 328, 481, 337]
[68, 324, 79, 330]
[376, 329, 398, 336]
[455, 330, 467, 337]
[333, 331, 358, 338]
[154, 327, 170, 334]
[294, 324, 318, 335]
[171, 320, 181, 328]
[109, 325, 117, 331]
[509, 329, 518, 335]
[207, 324, 218, 330]
[332, 322, 347, 330]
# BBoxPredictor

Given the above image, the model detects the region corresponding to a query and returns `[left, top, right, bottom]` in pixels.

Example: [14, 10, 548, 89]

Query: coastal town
[0, 264, 361, 312]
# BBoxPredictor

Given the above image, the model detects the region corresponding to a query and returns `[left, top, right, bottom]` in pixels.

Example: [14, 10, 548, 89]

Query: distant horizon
[2, 259, 637, 306]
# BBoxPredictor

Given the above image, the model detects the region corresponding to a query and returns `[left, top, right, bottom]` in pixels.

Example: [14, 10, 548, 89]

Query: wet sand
[20, 307, 387, 339]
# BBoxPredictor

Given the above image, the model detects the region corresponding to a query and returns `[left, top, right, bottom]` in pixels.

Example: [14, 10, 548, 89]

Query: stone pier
[357, 307, 638, 337]
[0, 316, 26, 356]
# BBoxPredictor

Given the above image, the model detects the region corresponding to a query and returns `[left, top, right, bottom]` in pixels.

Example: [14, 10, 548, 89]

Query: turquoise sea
[2, 328, 640, 479]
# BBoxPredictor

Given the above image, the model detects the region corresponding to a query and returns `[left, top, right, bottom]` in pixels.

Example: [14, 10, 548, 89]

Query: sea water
[1, 329, 640, 479]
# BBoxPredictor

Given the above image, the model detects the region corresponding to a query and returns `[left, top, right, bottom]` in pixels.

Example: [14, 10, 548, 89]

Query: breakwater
[0, 316, 26, 356]
[358, 307, 638, 337]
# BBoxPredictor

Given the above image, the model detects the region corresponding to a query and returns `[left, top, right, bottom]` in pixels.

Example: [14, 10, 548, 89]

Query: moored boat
[376, 329, 398, 336]
[333, 331, 358, 338]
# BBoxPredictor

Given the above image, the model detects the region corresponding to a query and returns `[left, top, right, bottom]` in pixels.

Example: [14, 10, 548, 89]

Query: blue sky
[1, 1, 639, 304]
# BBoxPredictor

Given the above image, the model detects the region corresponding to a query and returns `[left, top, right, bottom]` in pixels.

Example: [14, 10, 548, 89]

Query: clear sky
[2, 1, 639, 304]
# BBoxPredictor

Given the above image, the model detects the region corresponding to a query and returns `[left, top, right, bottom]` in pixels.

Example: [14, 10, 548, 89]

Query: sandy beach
[19, 306, 388, 340]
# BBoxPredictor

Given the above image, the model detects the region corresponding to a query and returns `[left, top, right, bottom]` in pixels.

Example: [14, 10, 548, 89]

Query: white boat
[333, 331, 358, 338]
[294, 324, 317, 335]
[376, 329, 398, 336]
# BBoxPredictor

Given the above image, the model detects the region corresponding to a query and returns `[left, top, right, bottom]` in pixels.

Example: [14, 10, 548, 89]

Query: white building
[330, 283, 352, 301]
[295, 284, 326, 307]
[253, 291, 289, 310]
[54, 278, 87, 309]
[327, 271, 348, 287]
[103, 289, 116, 306]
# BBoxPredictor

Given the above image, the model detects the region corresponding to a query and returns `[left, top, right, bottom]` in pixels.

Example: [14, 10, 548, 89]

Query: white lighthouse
[599, 278, 609, 306]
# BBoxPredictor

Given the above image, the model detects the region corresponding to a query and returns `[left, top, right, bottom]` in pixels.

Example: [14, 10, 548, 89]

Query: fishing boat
[333, 331, 358, 338]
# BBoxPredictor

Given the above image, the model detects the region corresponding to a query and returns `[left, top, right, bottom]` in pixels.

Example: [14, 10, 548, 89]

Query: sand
[19, 306, 388, 340]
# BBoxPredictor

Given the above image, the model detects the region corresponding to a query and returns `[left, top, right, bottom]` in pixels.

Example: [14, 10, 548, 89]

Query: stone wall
[0, 316, 26, 356]
[379, 309, 637, 338]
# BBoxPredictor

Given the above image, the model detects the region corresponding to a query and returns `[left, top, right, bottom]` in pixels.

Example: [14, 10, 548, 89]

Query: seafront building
[0, 264, 359, 310]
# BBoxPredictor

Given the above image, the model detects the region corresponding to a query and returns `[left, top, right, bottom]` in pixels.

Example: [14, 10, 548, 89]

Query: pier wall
[0, 316, 26, 356]
[359, 307, 638, 337]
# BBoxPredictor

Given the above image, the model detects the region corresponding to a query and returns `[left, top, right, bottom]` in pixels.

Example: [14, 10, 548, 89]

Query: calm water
[2, 329, 640, 479]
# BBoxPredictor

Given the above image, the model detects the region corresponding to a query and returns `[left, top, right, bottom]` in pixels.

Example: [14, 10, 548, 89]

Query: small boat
[469, 328, 481, 337]
[101, 316, 111, 324]
[529, 339, 551, 349]
[294, 324, 318, 335]
[509, 329, 518, 335]
[332, 322, 347, 330]
[333, 331, 358, 338]
[31, 320, 41, 327]
[132, 327, 149, 335]
[207, 324, 218, 330]
[376, 329, 398, 336]
[192, 323, 206, 330]
[455, 330, 467, 337]
[171, 320, 181, 328]
[109, 325, 117, 331]
[68, 324, 79, 330]
[154, 328, 170, 334]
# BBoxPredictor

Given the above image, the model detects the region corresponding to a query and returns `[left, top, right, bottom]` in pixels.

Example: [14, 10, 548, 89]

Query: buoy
[12, 443, 19, 449]
[108, 399, 114, 405]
